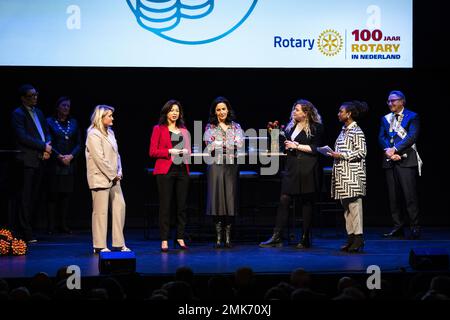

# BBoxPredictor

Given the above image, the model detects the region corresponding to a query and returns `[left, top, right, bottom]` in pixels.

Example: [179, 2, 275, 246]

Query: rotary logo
[127, 0, 258, 45]
[317, 29, 343, 57]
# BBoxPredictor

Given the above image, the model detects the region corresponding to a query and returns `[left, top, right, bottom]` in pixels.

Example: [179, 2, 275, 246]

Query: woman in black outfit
[46, 96, 81, 234]
[259, 99, 324, 249]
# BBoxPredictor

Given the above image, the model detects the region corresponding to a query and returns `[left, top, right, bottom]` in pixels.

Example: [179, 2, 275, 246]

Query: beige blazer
[85, 128, 122, 189]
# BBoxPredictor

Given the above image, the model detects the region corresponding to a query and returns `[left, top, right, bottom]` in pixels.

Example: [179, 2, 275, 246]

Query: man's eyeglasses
[24, 92, 39, 98]
[387, 98, 401, 104]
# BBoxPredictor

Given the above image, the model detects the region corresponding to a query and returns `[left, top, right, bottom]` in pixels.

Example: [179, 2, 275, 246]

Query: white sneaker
[120, 246, 131, 252]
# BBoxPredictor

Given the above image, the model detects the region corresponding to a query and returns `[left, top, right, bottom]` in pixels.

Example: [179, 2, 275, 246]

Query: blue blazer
[378, 108, 420, 168]
[11, 105, 51, 168]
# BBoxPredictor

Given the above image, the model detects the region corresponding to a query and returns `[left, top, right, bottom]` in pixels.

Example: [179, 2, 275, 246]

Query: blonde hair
[285, 99, 322, 138]
[88, 105, 115, 136]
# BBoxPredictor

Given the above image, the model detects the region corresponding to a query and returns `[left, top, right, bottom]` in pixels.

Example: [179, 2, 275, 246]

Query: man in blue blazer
[379, 90, 422, 239]
[11, 84, 52, 242]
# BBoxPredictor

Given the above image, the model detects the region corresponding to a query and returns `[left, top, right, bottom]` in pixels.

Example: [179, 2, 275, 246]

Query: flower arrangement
[0, 238, 10, 255]
[11, 238, 27, 256]
[0, 228, 27, 256]
[267, 120, 285, 132]
[0, 228, 13, 241]
[266, 121, 285, 152]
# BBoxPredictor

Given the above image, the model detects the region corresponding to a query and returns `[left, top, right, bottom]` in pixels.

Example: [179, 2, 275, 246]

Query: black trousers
[17, 164, 44, 240]
[156, 165, 190, 240]
[385, 165, 420, 228]
[274, 192, 315, 234]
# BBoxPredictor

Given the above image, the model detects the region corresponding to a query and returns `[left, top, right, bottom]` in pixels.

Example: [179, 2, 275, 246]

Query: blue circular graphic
[127, 0, 259, 45]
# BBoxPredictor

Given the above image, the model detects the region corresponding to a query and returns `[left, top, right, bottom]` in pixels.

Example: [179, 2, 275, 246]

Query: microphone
[280, 131, 295, 152]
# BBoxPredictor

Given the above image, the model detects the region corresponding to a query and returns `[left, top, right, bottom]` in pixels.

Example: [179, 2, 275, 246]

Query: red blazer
[149, 124, 190, 175]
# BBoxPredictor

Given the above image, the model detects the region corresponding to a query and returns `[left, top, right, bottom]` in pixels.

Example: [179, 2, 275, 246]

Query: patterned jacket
[204, 122, 244, 164]
[331, 121, 367, 199]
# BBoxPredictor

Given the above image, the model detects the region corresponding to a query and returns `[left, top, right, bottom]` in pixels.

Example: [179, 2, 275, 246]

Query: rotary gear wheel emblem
[318, 29, 343, 56]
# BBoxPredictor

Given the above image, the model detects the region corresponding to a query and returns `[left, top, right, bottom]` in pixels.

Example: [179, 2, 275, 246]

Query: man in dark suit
[379, 90, 422, 239]
[11, 84, 52, 242]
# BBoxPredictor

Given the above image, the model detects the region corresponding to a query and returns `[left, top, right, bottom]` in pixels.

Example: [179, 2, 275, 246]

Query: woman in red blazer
[149, 100, 191, 252]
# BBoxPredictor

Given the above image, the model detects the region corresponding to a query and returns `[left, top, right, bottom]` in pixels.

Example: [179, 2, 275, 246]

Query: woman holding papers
[259, 99, 324, 249]
[328, 101, 368, 253]
[149, 100, 191, 252]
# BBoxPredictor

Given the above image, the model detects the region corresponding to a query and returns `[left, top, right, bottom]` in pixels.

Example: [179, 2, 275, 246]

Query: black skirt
[205, 163, 239, 216]
[281, 152, 320, 195]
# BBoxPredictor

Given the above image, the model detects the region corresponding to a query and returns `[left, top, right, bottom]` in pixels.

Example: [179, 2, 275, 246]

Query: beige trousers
[91, 182, 126, 249]
[341, 197, 363, 235]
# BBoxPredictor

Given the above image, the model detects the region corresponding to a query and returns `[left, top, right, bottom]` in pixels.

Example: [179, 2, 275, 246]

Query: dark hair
[158, 99, 185, 127]
[208, 96, 235, 125]
[18, 84, 35, 97]
[55, 96, 70, 108]
[389, 90, 406, 104]
[341, 100, 369, 121]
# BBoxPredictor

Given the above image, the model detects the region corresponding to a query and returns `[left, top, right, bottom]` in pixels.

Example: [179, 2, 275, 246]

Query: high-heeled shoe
[175, 239, 188, 250]
[161, 241, 169, 253]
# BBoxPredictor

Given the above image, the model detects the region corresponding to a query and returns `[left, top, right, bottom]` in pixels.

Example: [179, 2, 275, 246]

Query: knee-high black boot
[296, 197, 313, 249]
[214, 221, 223, 249]
[224, 224, 232, 248]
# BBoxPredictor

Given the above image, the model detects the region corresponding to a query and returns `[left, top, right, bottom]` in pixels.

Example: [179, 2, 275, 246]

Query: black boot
[296, 231, 311, 249]
[340, 234, 355, 252]
[259, 231, 283, 248]
[214, 221, 223, 249]
[383, 227, 405, 238]
[410, 226, 421, 240]
[224, 224, 232, 248]
[348, 234, 364, 253]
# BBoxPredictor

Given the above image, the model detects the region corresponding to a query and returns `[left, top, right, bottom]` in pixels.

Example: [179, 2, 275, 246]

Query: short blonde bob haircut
[88, 105, 115, 136]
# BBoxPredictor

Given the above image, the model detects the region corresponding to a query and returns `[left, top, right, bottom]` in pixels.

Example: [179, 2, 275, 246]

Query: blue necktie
[30, 109, 45, 142]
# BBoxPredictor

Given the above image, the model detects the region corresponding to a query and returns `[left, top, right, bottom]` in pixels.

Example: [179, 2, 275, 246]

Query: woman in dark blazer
[46, 96, 81, 234]
[259, 99, 324, 249]
[149, 100, 191, 252]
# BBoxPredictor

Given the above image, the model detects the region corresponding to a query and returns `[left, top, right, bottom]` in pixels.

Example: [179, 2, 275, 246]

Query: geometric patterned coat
[331, 121, 367, 199]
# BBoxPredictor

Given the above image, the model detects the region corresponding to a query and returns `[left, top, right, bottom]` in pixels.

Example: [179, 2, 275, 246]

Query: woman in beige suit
[86, 105, 130, 253]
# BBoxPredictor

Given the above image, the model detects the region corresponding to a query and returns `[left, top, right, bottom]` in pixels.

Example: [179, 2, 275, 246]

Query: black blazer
[11, 105, 51, 168]
[281, 123, 324, 195]
[378, 108, 420, 168]
[47, 116, 82, 175]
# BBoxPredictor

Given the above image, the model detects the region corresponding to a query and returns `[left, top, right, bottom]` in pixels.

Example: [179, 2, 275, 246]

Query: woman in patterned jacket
[204, 96, 244, 249]
[328, 101, 368, 253]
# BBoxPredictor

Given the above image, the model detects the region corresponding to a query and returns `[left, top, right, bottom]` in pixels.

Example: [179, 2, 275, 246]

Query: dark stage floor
[1, 228, 450, 279]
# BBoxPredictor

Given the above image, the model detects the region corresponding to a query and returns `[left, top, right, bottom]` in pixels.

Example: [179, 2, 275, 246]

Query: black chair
[237, 170, 259, 241]
[143, 168, 157, 240]
[184, 170, 205, 241]
[316, 166, 344, 237]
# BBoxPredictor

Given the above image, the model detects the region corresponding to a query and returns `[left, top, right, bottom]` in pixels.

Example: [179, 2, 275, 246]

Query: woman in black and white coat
[328, 101, 368, 253]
